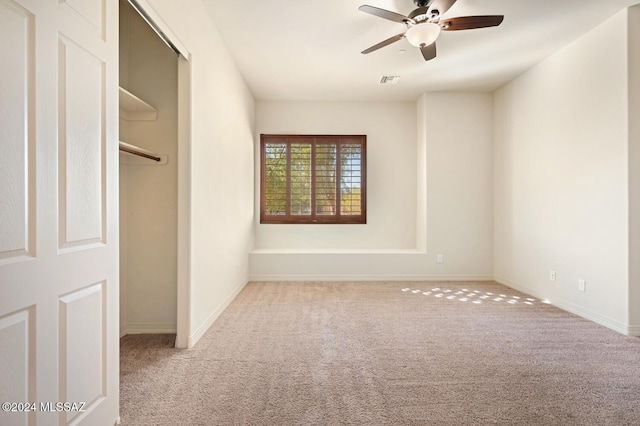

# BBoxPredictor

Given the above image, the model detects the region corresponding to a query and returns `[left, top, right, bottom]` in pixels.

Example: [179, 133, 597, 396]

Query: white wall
[250, 94, 493, 280]
[254, 101, 417, 250]
[425, 92, 495, 275]
[146, 0, 256, 346]
[493, 9, 631, 332]
[627, 5, 640, 333]
[416, 95, 427, 252]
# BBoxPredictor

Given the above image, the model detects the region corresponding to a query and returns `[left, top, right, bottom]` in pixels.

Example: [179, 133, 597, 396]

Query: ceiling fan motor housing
[408, 7, 433, 22]
[413, 0, 432, 7]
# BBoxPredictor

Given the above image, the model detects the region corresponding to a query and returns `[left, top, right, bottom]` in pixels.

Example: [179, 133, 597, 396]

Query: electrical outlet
[578, 279, 586, 292]
[550, 270, 557, 282]
[437, 255, 443, 264]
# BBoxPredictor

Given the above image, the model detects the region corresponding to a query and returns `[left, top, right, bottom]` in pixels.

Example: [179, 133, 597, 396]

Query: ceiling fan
[359, 0, 504, 61]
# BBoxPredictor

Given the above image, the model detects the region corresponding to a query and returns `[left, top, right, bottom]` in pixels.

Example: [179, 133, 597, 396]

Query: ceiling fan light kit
[358, 0, 504, 61]
[405, 22, 441, 47]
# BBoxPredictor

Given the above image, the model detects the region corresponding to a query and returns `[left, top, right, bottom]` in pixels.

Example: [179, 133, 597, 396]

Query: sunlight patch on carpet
[401, 286, 538, 305]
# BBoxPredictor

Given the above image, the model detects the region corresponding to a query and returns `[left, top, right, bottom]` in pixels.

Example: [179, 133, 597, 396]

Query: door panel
[0, 0, 34, 261]
[58, 35, 105, 248]
[59, 0, 105, 40]
[0, 0, 119, 424]
[0, 308, 35, 426]
[59, 283, 106, 424]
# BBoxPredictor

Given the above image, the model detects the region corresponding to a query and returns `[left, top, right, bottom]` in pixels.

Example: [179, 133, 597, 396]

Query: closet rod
[119, 141, 162, 162]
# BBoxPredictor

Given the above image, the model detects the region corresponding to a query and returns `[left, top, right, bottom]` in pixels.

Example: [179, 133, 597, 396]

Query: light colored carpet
[120, 281, 640, 425]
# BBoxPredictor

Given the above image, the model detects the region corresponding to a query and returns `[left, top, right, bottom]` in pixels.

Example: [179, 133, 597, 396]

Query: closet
[119, 0, 178, 336]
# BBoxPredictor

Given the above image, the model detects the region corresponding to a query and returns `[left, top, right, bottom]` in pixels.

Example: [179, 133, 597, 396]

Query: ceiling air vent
[379, 75, 400, 85]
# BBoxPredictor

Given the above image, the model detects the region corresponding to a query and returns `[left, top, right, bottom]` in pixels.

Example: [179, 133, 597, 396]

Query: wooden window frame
[260, 134, 367, 224]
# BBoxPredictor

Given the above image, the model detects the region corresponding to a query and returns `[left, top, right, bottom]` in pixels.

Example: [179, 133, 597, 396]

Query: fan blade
[420, 43, 437, 61]
[441, 15, 504, 31]
[428, 0, 457, 16]
[358, 5, 410, 24]
[362, 32, 405, 54]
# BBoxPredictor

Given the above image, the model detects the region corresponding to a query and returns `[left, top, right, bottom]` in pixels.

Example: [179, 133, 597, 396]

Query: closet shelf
[119, 87, 157, 121]
[119, 141, 162, 162]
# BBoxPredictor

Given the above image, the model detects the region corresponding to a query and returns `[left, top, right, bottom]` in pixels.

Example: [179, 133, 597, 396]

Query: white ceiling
[201, 0, 639, 102]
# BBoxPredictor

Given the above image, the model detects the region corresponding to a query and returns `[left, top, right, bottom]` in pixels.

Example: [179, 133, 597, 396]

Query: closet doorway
[119, 0, 191, 348]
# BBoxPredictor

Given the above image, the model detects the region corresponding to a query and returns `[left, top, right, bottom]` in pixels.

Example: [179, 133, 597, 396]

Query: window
[260, 134, 366, 224]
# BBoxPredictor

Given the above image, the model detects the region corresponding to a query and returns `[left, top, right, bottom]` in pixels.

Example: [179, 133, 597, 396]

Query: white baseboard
[187, 278, 248, 348]
[494, 276, 631, 336]
[248, 274, 494, 282]
[627, 325, 640, 336]
[493, 276, 546, 302]
[250, 249, 426, 254]
[120, 323, 177, 337]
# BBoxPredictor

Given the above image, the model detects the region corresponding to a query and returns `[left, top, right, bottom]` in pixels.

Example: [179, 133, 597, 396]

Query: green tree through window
[260, 135, 366, 224]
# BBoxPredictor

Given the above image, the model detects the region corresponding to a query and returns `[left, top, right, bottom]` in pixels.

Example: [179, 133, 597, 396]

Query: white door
[0, 0, 119, 425]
